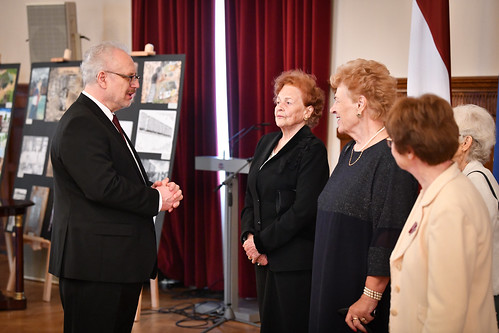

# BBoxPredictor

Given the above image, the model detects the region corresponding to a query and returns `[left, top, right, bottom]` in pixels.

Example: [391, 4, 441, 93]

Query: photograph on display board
[0, 107, 12, 133]
[0, 68, 18, 107]
[24, 185, 50, 237]
[17, 135, 49, 177]
[135, 109, 176, 160]
[141, 60, 182, 107]
[27, 67, 50, 122]
[13, 187, 28, 200]
[4, 188, 28, 233]
[0, 108, 12, 172]
[45, 66, 83, 122]
[0, 133, 7, 177]
[120, 120, 134, 139]
[141, 159, 170, 182]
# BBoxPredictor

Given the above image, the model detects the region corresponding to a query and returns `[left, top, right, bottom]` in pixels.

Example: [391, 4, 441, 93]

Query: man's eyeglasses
[105, 71, 141, 83]
[386, 137, 393, 148]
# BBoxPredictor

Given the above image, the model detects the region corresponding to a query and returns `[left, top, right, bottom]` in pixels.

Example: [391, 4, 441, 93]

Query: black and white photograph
[13, 187, 28, 200]
[0, 132, 8, 178]
[4, 214, 15, 233]
[17, 135, 49, 177]
[0, 107, 12, 133]
[120, 120, 134, 139]
[141, 158, 170, 182]
[26, 67, 49, 122]
[45, 66, 83, 122]
[140, 60, 182, 107]
[0, 67, 18, 108]
[0, 108, 12, 175]
[24, 185, 50, 237]
[4, 188, 28, 232]
[135, 109, 176, 159]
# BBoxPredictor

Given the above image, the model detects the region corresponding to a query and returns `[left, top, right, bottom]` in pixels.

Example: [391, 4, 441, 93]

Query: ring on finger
[352, 317, 359, 321]
[361, 317, 367, 323]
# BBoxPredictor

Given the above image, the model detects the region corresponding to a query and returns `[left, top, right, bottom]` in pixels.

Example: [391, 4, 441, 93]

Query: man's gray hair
[80, 41, 130, 86]
[453, 104, 496, 164]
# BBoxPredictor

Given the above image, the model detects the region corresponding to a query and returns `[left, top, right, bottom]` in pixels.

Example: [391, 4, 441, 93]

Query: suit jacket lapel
[253, 125, 312, 171]
[391, 163, 462, 261]
[78, 94, 128, 147]
[124, 134, 150, 185]
[77, 94, 149, 185]
[391, 195, 423, 260]
[254, 133, 281, 170]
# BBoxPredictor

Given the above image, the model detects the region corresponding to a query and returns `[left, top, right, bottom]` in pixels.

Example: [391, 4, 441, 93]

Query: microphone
[229, 122, 270, 143]
[230, 122, 270, 156]
[228, 127, 247, 142]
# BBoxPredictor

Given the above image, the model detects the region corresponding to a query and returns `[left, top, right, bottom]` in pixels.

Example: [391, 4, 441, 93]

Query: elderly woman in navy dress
[309, 59, 419, 333]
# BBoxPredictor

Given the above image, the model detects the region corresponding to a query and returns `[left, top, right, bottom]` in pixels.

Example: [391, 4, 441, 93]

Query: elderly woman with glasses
[386, 94, 497, 332]
[453, 104, 499, 327]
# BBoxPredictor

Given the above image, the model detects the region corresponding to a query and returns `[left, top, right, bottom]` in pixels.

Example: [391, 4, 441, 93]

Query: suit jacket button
[257, 220, 261, 224]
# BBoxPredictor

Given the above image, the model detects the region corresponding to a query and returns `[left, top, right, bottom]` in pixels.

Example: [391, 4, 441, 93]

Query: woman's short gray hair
[453, 104, 496, 164]
[80, 41, 130, 86]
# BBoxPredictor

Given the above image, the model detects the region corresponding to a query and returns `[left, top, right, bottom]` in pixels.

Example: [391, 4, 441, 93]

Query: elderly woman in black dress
[241, 69, 329, 333]
[309, 59, 419, 333]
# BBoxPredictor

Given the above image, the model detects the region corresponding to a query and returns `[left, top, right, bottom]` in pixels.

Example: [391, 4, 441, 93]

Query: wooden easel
[5, 232, 53, 302]
[134, 277, 160, 321]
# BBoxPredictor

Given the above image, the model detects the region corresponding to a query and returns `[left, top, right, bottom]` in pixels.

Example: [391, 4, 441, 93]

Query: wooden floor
[0, 253, 260, 333]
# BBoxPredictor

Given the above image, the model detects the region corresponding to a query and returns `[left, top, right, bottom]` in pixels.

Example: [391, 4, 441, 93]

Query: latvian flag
[407, 0, 451, 103]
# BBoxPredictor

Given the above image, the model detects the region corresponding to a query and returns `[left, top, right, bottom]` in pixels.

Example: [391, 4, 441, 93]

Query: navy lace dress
[309, 140, 419, 332]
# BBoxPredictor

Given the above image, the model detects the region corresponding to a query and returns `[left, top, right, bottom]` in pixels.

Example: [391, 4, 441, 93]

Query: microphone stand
[203, 157, 259, 332]
[229, 123, 269, 157]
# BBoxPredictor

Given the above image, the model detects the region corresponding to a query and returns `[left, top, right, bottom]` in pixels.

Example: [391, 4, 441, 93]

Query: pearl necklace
[348, 126, 385, 166]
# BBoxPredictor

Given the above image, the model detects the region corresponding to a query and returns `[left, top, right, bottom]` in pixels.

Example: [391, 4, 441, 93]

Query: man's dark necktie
[112, 114, 126, 141]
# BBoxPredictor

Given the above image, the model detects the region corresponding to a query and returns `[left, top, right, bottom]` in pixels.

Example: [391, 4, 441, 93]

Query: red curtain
[132, 0, 224, 290]
[225, 0, 332, 297]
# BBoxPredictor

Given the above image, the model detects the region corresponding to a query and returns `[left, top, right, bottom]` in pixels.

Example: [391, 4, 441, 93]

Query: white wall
[0, 0, 132, 83]
[326, 0, 499, 169]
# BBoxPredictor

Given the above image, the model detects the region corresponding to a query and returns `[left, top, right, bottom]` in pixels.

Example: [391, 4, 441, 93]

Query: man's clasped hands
[152, 178, 183, 212]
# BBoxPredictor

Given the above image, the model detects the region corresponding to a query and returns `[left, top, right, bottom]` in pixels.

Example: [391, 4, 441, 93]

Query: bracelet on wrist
[363, 286, 383, 301]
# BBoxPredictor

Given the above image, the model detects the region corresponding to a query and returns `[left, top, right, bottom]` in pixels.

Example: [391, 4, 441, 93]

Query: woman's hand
[345, 294, 378, 332]
[255, 254, 268, 266]
[242, 234, 262, 263]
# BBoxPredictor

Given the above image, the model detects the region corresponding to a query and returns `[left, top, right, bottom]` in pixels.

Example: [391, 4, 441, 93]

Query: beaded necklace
[348, 126, 385, 166]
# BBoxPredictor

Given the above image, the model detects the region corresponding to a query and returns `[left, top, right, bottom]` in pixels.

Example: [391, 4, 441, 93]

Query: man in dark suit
[49, 42, 183, 333]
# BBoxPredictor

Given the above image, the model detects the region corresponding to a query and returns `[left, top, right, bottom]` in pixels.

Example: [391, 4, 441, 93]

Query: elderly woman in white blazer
[385, 94, 497, 332]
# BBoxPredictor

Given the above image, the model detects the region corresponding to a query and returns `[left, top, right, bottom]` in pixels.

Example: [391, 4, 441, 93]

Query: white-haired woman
[453, 104, 499, 327]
